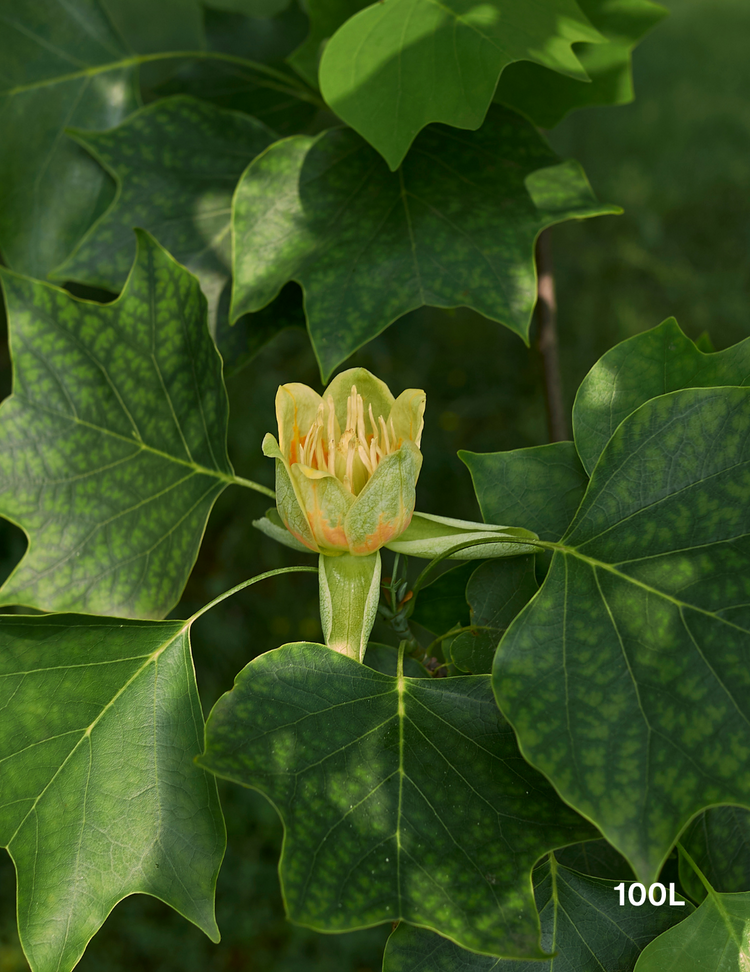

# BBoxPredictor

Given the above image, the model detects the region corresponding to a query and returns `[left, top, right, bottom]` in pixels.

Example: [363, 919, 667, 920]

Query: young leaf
[634, 891, 750, 972]
[495, 0, 668, 129]
[0, 613, 225, 972]
[573, 317, 750, 475]
[493, 386, 750, 884]
[0, 231, 236, 619]
[0, 0, 140, 276]
[461, 441, 589, 541]
[317, 0, 605, 169]
[383, 858, 691, 971]
[199, 643, 597, 958]
[679, 807, 750, 904]
[451, 558, 538, 674]
[231, 106, 618, 380]
[53, 96, 276, 332]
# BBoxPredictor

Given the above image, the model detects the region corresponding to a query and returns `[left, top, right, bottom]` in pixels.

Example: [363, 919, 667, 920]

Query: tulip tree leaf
[495, 0, 668, 130]
[451, 558, 538, 675]
[679, 807, 750, 904]
[199, 643, 597, 958]
[0, 0, 141, 276]
[0, 231, 236, 620]
[53, 96, 276, 333]
[572, 317, 750, 476]
[0, 613, 225, 972]
[286, 0, 368, 88]
[317, 0, 605, 170]
[461, 441, 589, 542]
[555, 837, 635, 881]
[633, 891, 750, 972]
[493, 385, 750, 885]
[231, 106, 618, 380]
[383, 858, 691, 971]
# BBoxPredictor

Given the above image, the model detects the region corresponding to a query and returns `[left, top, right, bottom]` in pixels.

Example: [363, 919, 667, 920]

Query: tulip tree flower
[256, 367, 538, 663]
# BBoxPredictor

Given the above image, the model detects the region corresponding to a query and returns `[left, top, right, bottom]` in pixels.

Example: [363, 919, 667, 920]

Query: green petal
[252, 508, 316, 554]
[345, 442, 422, 555]
[276, 457, 319, 552]
[387, 511, 538, 559]
[324, 367, 395, 428]
[388, 388, 426, 446]
[275, 382, 322, 455]
[319, 551, 381, 662]
[291, 463, 355, 553]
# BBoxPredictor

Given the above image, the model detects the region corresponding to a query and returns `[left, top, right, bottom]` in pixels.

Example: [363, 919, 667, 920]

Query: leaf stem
[189, 565, 318, 623]
[231, 474, 275, 499]
[535, 230, 568, 442]
[410, 536, 538, 602]
[677, 841, 740, 945]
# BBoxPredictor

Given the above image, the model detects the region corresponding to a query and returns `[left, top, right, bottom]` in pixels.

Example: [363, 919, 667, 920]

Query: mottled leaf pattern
[0, 613, 225, 972]
[0, 232, 236, 619]
[199, 643, 596, 958]
[232, 107, 618, 379]
[679, 807, 750, 903]
[494, 386, 750, 883]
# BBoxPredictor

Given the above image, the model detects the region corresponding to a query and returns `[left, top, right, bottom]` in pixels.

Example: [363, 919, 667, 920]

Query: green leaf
[555, 837, 635, 881]
[451, 558, 538, 674]
[0, 612, 225, 972]
[495, 0, 668, 129]
[679, 807, 750, 904]
[231, 107, 618, 380]
[199, 643, 597, 958]
[0, 231, 237, 619]
[0, 0, 140, 276]
[634, 891, 750, 972]
[493, 386, 750, 884]
[52, 96, 276, 334]
[383, 857, 691, 971]
[364, 642, 430, 678]
[460, 441, 589, 541]
[286, 0, 368, 87]
[409, 561, 474, 635]
[317, 0, 605, 169]
[572, 317, 750, 476]
[210, 0, 291, 18]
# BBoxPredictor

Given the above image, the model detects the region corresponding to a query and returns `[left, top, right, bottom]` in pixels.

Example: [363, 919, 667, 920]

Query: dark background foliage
[1, 0, 748, 967]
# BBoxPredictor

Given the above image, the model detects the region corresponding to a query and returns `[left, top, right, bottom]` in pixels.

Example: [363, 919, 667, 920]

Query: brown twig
[535, 230, 568, 442]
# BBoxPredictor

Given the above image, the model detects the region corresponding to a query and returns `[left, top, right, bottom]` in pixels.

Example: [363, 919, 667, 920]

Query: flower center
[297, 385, 399, 494]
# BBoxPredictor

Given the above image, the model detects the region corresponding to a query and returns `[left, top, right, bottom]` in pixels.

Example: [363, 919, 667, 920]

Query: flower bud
[263, 368, 426, 556]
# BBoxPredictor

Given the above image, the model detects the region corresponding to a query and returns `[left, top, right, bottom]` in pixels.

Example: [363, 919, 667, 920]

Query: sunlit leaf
[0, 231, 236, 619]
[318, 0, 604, 169]
[0, 613, 225, 972]
[199, 643, 597, 958]
[572, 317, 750, 475]
[53, 96, 276, 332]
[383, 857, 690, 971]
[231, 106, 617, 379]
[286, 0, 367, 87]
[493, 385, 750, 884]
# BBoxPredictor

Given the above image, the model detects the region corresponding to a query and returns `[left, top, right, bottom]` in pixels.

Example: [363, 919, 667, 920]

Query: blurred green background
[1, 0, 749, 967]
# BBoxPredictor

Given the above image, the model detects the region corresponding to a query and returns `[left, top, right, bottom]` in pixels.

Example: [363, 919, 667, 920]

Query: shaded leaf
[318, 0, 604, 169]
[634, 891, 750, 972]
[53, 96, 276, 332]
[409, 561, 474, 635]
[555, 837, 635, 881]
[199, 643, 597, 958]
[0, 613, 225, 972]
[572, 317, 750, 475]
[495, 0, 668, 129]
[383, 858, 690, 971]
[679, 807, 750, 904]
[210, 0, 291, 17]
[493, 386, 750, 884]
[286, 0, 367, 87]
[0, 231, 236, 619]
[364, 642, 430, 678]
[461, 441, 589, 541]
[232, 107, 617, 380]
[216, 282, 306, 378]
[451, 558, 537, 674]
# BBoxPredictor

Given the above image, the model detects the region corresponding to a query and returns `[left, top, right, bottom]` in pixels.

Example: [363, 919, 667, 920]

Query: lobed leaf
[572, 317, 750, 475]
[199, 643, 597, 958]
[0, 613, 225, 972]
[493, 386, 750, 883]
[0, 231, 235, 619]
[231, 106, 618, 380]
[317, 0, 604, 169]
[53, 96, 276, 333]
[383, 857, 690, 971]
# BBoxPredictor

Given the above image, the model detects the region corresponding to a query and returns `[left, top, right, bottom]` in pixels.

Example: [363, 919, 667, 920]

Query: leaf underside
[0, 231, 233, 619]
[199, 643, 597, 958]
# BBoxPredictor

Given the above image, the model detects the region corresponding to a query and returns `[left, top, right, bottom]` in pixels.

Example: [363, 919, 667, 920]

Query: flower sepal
[385, 512, 538, 559]
[319, 551, 381, 662]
